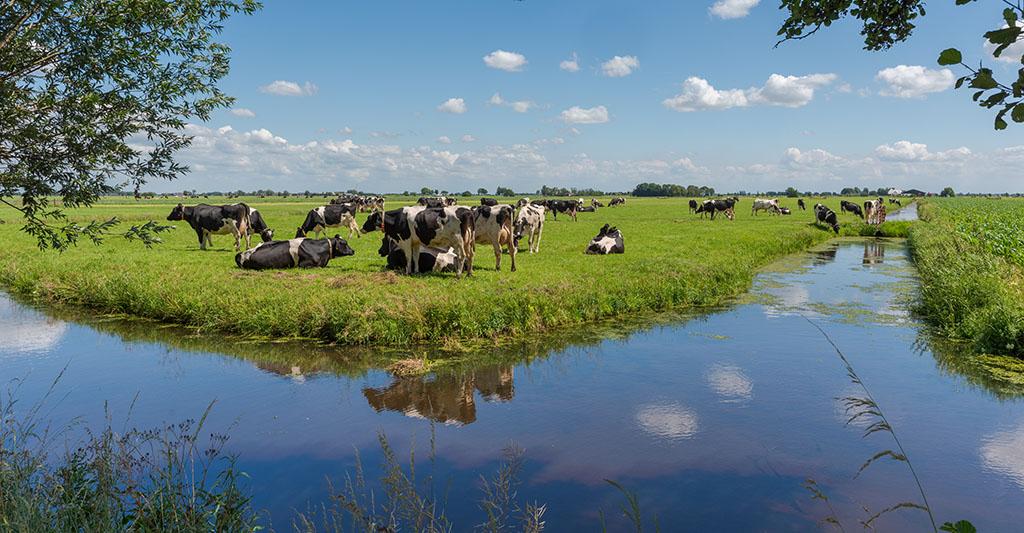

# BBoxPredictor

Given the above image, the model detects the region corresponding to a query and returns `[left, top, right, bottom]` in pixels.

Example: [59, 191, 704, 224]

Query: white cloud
[511, 101, 533, 113]
[601, 55, 640, 77]
[259, 80, 318, 97]
[875, 141, 971, 162]
[876, 65, 954, 98]
[710, 0, 760, 19]
[340, 126, 353, 135]
[489, 92, 534, 113]
[784, 147, 843, 165]
[560, 105, 609, 124]
[230, 108, 256, 118]
[489, 93, 505, 106]
[663, 73, 836, 111]
[461, 134, 476, 142]
[483, 49, 527, 72]
[437, 97, 467, 114]
[560, 52, 580, 72]
[985, 21, 1024, 63]
[436, 135, 452, 144]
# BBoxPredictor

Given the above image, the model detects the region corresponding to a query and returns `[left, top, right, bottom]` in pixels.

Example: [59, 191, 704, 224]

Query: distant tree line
[632, 183, 715, 197]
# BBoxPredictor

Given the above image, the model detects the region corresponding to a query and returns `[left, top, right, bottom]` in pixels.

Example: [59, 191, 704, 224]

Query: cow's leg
[196, 228, 206, 250]
[533, 225, 542, 253]
[508, 234, 516, 272]
[231, 223, 242, 252]
[493, 241, 502, 271]
[402, 241, 416, 274]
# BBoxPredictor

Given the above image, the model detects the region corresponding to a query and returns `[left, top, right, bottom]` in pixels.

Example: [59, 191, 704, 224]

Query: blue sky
[166, 0, 1024, 193]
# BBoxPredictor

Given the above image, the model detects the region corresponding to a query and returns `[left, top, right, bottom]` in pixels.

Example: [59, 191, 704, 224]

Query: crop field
[911, 198, 1024, 356]
[0, 195, 905, 347]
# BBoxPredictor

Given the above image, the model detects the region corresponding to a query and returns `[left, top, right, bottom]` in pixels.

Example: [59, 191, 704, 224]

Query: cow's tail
[236, 202, 252, 238]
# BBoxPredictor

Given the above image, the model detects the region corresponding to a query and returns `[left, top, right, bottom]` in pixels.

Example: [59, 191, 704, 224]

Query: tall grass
[910, 199, 1024, 356]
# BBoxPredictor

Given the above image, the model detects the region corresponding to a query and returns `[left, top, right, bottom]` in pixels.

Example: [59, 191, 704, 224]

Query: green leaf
[1012, 103, 1024, 123]
[938, 48, 963, 65]
[996, 116, 1008, 130]
[940, 520, 977, 533]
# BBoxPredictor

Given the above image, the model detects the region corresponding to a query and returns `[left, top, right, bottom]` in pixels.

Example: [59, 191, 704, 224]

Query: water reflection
[0, 298, 67, 354]
[635, 403, 699, 441]
[705, 364, 753, 403]
[981, 421, 1024, 488]
[862, 241, 885, 265]
[810, 246, 838, 265]
[363, 366, 514, 425]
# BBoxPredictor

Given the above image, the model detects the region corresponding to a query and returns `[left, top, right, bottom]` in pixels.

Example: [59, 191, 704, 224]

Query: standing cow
[513, 203, 545, 253]
[296, 204, 361, 239]
[798, 198, 807, 211]
[363, 206, 475, 276]
[840, 200, 864, 219]
[473, 204, 517, 271]
[248, 207, 274, 243]
[814, 203, 840, 234]
[167, 203, 251, 251]
[751, 198, 781, 216]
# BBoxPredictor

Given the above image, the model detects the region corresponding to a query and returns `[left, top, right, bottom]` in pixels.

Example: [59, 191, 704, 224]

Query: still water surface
[3, 233, 1024, 531]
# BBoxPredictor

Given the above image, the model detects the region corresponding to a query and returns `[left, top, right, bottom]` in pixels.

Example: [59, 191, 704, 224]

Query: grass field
[910, 198, 1024, 357]
[0, 195, 907, 347]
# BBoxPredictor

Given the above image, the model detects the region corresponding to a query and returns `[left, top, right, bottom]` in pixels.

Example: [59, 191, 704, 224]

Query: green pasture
[0, 195, 906, 346]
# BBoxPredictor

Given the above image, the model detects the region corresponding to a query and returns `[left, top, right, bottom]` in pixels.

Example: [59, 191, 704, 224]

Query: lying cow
[591, 198, 604, 208]
[248, 207, 274, 243]
[235, 236, 355, 269]
[609, 197, 626, 207]
[814, 203, 840, 234]
[378, 236, 457, 273]
[840, 200, 864, 219]
[585, 224, 624, 254]
[480, 197, 498, 207]
[473, 204, 516, 271]
[513, 203, 544, 253]
[167, 202, 251, 251]
[362, 206, 475, 276]
[779, 207, 792, 215]
[296, 204, 360, 239]
[752, 198, 781, 216]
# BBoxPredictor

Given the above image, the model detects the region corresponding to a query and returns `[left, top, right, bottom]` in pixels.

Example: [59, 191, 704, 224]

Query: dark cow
[167, 203, 251, 251]
[529, 199, 549, 208]
[378, 236, 457, 273]
[840, 200, 864, 219]
[480, 197, 498, 207]
[296, 204, 360, 239]
[362, 206, 475, 276]
[609, 197, 626, 207]
[473, 204, 516, 271]
[814, 203, 840, 234]
[547, 199, 579, 221]
[798, 198, 807, 211]
[247, 207, 274, 243]
[688, 199, 699, 213]
[417, 196, 457, 208]
[779, 207, 792, 215]
[234, 236, 355, 269]
[697, 197, 737, 220]
[585, 224, 624, 254]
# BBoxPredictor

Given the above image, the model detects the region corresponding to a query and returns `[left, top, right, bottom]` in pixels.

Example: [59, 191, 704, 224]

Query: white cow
[751, 198, 781, 216]
[513, 204, 545, 253]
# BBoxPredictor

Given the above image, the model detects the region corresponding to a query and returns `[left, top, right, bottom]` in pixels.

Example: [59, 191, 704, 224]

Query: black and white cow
[417, 196, 457, 208]
[248, 207, 274, 243]
[798, 198, 807, 211]
[513, 203, 544, 253]
[234, 236, 355, 269]
[480, 197, 499, 207]
[696, 197, 737, 220]
[585, 224, 624, 255]
[864, 197, 885, 225]
[688, 199, 699, 213]
[167, 203, 251, 251]
[516, 197, 531, 208]
[296, 204, 360, 239]
[814, 203, 840, 234]
[752, 198, 781, 216]
[378, 236, 457, 273]
[840, 200, 864, 219]
[547, 199, 579, 221]
[362, 206, 475, 276]
[779, 207, 792, 215]
[609, 197, 626, 207]
[473, 204, 516, 271]
[591, 198, 604, 208]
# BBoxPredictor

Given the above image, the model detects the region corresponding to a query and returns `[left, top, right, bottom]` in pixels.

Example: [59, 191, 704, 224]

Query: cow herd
[165, 194, 628, 275]
[687, 195, 893, 235]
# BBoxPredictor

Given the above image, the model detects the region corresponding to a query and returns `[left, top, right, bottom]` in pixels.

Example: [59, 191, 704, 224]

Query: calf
[513, 204, 544, 253]
[798, 198, 806, 211]
[167, 203, 251, 251]
[296, 204, 360, 239]
[547, 199, 579, 221]
[363, 206, 475, 276]
[248, 207, 274, 243]
[814, 203, 840, 234]
[480, 197, 498, 207]
[378, 236, 457, 273]
[473, 204, 517, 271]
[235, 236, 355, 269]
[585, 224, 624, 254]
[751, 198, 781, 216]
[840, 200, 864, 219]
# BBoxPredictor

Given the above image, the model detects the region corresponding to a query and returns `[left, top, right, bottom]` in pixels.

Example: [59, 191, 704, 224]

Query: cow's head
[330, 235, 356, 257]
[295, 226, 307, 239]
[259, 229, 274, 242]
[361, 211, 383, 234]
[166, 203, 185, 221]
[377, 236, 392, 257]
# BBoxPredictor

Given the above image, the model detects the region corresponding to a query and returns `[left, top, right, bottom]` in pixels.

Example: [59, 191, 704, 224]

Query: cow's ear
[333, 234, 340, 239]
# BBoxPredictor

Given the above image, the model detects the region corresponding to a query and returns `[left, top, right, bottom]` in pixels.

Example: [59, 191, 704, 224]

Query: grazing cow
[295, 204, 360, 239]
[235, 236, 355, 269]
[362, 206, 475, 276]
[864, 197, 886, 225]
[798, 198, 807, 211]
[814, 203, 840, 234]
[609, 197, 626, 207]
[480, 197, 498, 207]
[547, 199, 580, 221]
[697, 197, 738, 220]
[247, 207, 274, 243]
[378, 236, 457, 273]
[585, 224, 624, 254]
[839, 200, 864, 219]
[513, 204, 544, 253]
[167, 203, 251, 251]
[473, 204, 517, 271]
[751, 198, 781, 216]
[688, 199, 699, 213]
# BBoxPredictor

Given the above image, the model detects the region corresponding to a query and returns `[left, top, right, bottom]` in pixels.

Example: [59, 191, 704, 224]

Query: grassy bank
[910, 198, 1024, 357]
[0, 196, 904, 346]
